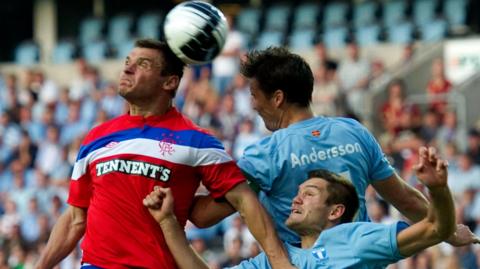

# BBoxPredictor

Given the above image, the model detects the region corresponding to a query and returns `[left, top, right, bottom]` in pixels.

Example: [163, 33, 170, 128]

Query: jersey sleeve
[237, 136, 275, 193]
[228, 252, 269, 269]
[196, 135, 245, 199]
[67, 137, 94, 208]
[360, 126, 395, 182]
[351, 222, 406, 265]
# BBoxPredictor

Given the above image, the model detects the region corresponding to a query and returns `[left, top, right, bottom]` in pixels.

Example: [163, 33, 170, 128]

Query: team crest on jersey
[159, 138, 176, 156]
[312, 248, 329, 264]
[311, 130, 321, 137]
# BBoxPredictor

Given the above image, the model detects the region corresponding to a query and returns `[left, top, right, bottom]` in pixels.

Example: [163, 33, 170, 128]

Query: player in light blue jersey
[144, 147, 478, 269]
[188, 46, 476, 247]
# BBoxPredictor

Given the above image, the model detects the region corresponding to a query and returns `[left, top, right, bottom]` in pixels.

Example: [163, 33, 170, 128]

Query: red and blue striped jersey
[68, 107, 245, 269]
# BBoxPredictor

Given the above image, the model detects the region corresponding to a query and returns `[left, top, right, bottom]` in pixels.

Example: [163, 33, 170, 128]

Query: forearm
[428, 186, 455, 239]
[36, 209, 86, 269]
[189, 195, 236, 228]
[159, 217, 209, 269]
[397, 186, 429, 222]
[373, 175, 429, 222]
[227, 185, 290, 268]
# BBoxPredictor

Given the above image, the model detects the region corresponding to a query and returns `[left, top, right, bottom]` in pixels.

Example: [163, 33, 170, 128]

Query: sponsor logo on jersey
[95, 159, 171, 181]
[311, 130, 321, 137]
[290, 143, 362, 168]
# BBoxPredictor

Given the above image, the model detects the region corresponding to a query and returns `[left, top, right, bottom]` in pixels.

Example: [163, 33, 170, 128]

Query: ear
[162, 75, 180, 92]
[327, 204, 346, 222]
[272, 89, 285, 108]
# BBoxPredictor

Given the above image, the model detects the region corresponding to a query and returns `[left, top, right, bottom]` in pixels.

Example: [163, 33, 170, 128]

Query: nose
[292, 194, 302, 205]
[124, 62, 136, 74]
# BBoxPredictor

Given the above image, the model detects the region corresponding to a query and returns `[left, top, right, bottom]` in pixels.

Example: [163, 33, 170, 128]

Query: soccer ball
[164, 1, 228, 65]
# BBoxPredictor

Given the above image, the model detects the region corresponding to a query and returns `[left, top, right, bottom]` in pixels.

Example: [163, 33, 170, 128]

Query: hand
[413, 147, 448, 188]
[446, 224, 480, 246]
[143, 186, 175, 224]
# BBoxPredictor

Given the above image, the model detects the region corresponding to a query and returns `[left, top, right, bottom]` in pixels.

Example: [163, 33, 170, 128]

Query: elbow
[188, 214, 214, 229]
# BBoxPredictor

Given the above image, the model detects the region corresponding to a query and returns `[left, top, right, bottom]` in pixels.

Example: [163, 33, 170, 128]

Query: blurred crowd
[0, 26, 479, 269]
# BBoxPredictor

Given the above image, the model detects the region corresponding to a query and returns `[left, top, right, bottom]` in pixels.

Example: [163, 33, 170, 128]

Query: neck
[278, 105, 314, 129]
[128, 97, 172, 117]
[299, 222, 336, 249]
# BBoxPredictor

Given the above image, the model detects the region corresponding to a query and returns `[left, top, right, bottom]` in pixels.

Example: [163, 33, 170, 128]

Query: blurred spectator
[230, 74, 254, 119]
[20, 197, 42, 246]
[448, 153, 480, 198]
[418, 110, 440, 144]
[435, 110, 468, 156]
[337, 41, 371, 118]
[0, 112, 22, 151]
[220, 237, 246, 267]
[54, 86, 71, 125]
[380, 79, 421, 136]
[427, 58, 452, 115]
[314, 42, 336, 68]
[311, 61, 340, 116]
[0, 199, 20, 239]
[34, 125, 63, 177]
[368, 199, 395, 224]
[7, 130, 38, 170]
[232, 118, 261, 160]
[59, 101, 88, 146]
[223, 214, 256, 258]
[212, 14, 245, 95]
[369, 59, 391, 89]
[402, 43, 416, 65]
[34, 71, 59, 105]
[0, 74, 21, 120]
[69, 59, 92, 101]
[467, 128, 480, 165]
[217, 93, 241, 148]
[100, 83, 124, 118]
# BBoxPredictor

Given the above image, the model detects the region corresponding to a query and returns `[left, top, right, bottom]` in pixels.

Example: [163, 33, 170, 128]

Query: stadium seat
[353, 1, 378, 29]
[236, 8, 261, 38]
[79, 17, 104, 45]
[82, 40, 108, 64]
[256, 31, 284, 50]
[444, 0, 468, 30]
[114, 39, 135, 59]
[420, 19, 448, 42]
[413, 0, 437, 26]
[292, 3, 320, 31]
[323, 27, 348, 49]
[52, 40, 76, 64]
[137, 12, 163, 39]
[387, 22, 413, 44]
[356, 25, 380, 47]
[288, 29, 316, 50]
[108, 14, 133, 47]
[382, 0, 406, 27]
[264, 4, 291, 32]
[324, 2, 349, 28]
[14, 41, 39, 66]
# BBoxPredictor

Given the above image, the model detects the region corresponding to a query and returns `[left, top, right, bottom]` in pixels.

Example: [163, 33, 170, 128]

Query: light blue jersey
[237, 117, 394, 244]
[231, 222, 406, 269]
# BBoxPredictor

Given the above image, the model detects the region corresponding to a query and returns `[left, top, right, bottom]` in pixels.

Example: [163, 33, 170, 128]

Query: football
[163, 1, 228, 65]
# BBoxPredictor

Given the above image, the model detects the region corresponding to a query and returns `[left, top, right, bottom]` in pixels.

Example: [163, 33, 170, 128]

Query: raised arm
[144, 187, 210, 269]
[396, 147, 456, 256]
[189, 194, 236, 228]
[372, 172, 429, 223]
[224, 182, 294, 269]
[35, 205, 87, 269]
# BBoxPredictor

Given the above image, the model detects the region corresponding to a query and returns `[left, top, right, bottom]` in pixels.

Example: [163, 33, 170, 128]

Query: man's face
[285, 178, 332, 235]
[118, 47, 167, 102]
[249, 79, 281, 131]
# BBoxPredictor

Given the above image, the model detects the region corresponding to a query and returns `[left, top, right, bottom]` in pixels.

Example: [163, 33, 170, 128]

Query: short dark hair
[307, 169, 359, 224]
[134, 39, 185, 78]
[240, 47, 313, 108]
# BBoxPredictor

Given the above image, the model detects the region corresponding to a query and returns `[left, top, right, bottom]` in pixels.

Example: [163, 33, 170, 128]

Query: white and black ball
[164, 1, 228, 65]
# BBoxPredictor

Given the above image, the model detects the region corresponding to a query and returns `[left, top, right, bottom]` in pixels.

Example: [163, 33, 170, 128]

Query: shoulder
[82, 115, 127, 145]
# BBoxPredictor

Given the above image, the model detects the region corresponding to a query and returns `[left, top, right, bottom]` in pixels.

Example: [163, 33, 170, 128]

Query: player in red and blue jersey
[35, 39, 293, 269]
